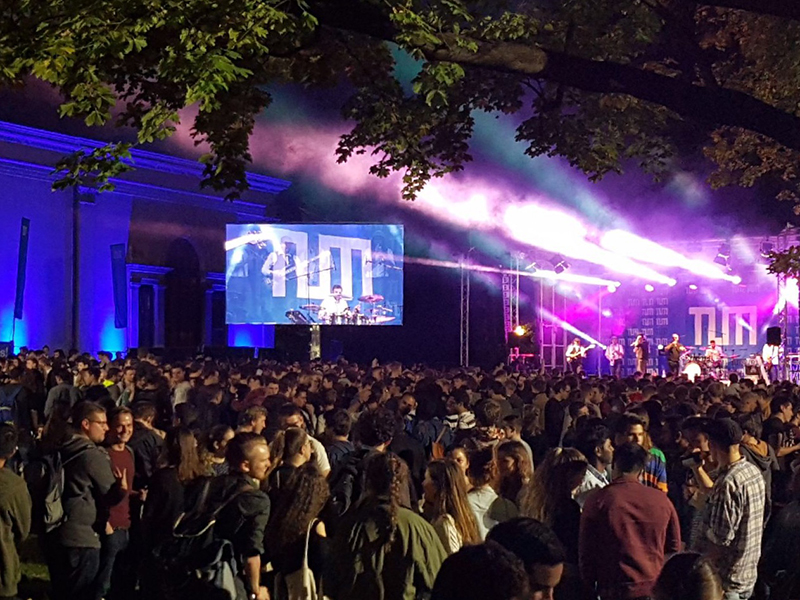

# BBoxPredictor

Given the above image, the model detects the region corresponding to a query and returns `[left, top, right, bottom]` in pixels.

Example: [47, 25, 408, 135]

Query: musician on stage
[705, 340, 724, 369]
[605, 336, 625, 378]
[632, 334, 649, 375]
[566, 338, 587, 374]
[762, 340, 781, 380]
[319, 284, 350, 324]
[664, 333, 686, 376]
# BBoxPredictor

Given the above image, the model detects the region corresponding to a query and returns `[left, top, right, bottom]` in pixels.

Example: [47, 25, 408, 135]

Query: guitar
[567, 343, 596, 362]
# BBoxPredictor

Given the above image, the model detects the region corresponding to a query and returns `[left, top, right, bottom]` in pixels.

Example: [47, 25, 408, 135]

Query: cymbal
[372, 305, 393, 314]
[359, 294, 384, 303]
[300, 304, 321, 312]
[373, 316, 395, 324]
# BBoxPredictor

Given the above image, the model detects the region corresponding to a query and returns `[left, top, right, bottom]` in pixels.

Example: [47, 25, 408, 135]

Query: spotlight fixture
[606, 284, 617, 293]
[644, 284, 655, 292]
[513, 325, 527, 336]
[688, 284, 698, 291]
[714, 243, 731, 268]
[549, 254, 570, 274]
[524, 261, 540, 271]
[760, 241, 774, 258]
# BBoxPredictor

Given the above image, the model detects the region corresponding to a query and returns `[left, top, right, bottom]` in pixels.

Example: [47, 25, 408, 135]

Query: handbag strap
[302, 518, 318, 570]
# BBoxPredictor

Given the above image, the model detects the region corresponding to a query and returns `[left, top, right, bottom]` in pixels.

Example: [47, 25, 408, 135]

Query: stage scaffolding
[538, 280, 568, 371]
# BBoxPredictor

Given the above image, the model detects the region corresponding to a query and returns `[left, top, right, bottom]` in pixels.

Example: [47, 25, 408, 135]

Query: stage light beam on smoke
[600, 230, 740, 284]
[503, 205, 676, 285]
[538, 307, 607, 349]
[401, 256, 621, 287]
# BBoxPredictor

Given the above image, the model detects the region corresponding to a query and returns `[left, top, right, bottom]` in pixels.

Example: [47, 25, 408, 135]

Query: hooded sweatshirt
[740, 438, 778, 514]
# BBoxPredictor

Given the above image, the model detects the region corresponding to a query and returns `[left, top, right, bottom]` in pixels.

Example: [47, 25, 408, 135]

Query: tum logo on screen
[688, 306, 757, 346]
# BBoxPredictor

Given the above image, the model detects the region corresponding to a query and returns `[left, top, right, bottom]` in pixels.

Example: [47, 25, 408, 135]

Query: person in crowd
[430, 541, 531, 600]
[268, 426, 312, 498]
[44, 366, 81, 419]
[448, 446, 471, 488]
[496, 440, 533, 507]
[237, 405, 267, 436]
[141, 427, 207, 552]
[50, 402, 126, 600]
[169, 365, 192, 409]
[696, 419, 765, 600]
[573, 420, 614, 508]
[444, 388, 476, 432]
[467, 446, 519, 540]
[488, 518, 567, 600]
[653, 553, 724, 600]
[579, 443, 681, 600]
[519, 447, 587, 565]
[423, 459, 481, 554]
[97, 407, 136, 600]
[328, 452, 446, 600]
[759, 471, 800, 600]
[210, 432, 272, 600]
[201, 423, 234, 476]
[0, 424, 32, 600]
[323, 408, 355, 471]
[274, 404, 331, 477]
[500, 415, 534, 469]
[613, 413, 669, 492]
[128, 402, 164, 493]
[267, 463, 330, 600]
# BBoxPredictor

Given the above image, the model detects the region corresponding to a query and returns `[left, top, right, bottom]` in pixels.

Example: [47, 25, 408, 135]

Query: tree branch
[694, 0, 800, 21]
[425, 40, 800, 151]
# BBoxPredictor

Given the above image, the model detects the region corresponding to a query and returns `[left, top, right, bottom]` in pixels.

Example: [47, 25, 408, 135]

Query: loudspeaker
[767, 326, 782, 346]
[110, 244, 128, 328]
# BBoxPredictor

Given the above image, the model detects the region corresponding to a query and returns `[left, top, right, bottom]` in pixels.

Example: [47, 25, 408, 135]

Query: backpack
[326, 447, 373, 520]
[0, 385, 21, 425]
[150, 481, 253, 600]
[24, 447, 88, 534]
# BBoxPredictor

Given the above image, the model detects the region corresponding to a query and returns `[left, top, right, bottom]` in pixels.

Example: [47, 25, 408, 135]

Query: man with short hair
[44, 367, 82, 419]
[488, 518, 566, 600]
[698, 419, 765, 600]
[574, 422, 614, 508]
[431, 541, 530, 600]
[237, 405, 268, 436]
[613, 413, 668, 493]
[127, 402, 163, 493]
[211, 433, 272, 600]
[324, 408, 355, 472]
[51, 402, 126, 600]
[169, 366, 191, 409]
[0, 424, 32, 600]
[276, 404, 330, 476]
[97, 407, 135, 600]
[579, 443, 681, 600]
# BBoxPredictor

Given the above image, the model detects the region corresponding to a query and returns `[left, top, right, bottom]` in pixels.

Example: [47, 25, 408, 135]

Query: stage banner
[13, 218, 30, 320]
[110, 243, 128, 328]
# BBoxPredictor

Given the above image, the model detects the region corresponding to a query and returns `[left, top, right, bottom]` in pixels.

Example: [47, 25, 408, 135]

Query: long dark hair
[267, 463, 329, 551]
[496, 441, 533, 503]
[363, 452, 409, 550]
[159, 427, 205, 483]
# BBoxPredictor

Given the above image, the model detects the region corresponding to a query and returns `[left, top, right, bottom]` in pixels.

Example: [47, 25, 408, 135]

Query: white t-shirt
[319, 296, 349, 318]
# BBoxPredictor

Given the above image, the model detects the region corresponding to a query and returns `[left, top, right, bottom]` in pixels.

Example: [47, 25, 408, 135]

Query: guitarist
[566, 338, 592, 374]
[664, 333, 686, 376]
[762, 341, 781, 381]
[261, 238, 297, 321]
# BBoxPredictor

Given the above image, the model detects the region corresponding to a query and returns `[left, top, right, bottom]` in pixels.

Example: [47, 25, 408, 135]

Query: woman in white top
[465, 447, 519, 540]
[423, 459, 481, 554]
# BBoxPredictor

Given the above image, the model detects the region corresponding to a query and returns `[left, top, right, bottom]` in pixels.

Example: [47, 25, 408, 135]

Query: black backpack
[24, 446, 89, 534]
[150, 481, 253, 600]
[0, 385, 21, 425]
[326, 447, 373, 519]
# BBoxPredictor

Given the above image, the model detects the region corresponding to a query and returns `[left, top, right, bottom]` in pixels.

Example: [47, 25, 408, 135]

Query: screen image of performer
[762, 340, 781, 380]
[261, 237, 297, 318]
[605, 336, 625, 377]
[566, 338, 586, 374]
[319, 285, 350, 324]
[632, 334, 649, 375]
[705, 340, 723, 368]
[664, 333, 686, 376]
[226, 230, 270, 321]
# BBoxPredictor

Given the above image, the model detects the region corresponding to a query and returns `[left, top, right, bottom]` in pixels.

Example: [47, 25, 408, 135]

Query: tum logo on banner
[688, 306, 757, 346]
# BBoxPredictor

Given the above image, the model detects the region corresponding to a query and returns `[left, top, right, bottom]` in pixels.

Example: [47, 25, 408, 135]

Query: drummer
[319, 284, 350, 324]
[664, 333, 687, 376]
[705, 339, 724, 369]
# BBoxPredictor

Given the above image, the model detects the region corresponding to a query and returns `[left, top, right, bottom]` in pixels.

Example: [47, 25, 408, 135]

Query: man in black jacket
[50, 401, 126, 600]
[210, 432, 272, 600]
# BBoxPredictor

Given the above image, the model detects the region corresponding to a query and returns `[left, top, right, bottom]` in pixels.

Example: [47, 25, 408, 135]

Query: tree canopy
[1, 0, 800, 203]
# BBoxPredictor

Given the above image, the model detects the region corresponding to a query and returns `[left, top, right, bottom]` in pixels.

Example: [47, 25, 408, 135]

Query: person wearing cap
[698, 418, 765, 600]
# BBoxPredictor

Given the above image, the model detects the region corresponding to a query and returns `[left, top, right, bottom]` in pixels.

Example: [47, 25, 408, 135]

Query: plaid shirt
[704, 458, 765, 594]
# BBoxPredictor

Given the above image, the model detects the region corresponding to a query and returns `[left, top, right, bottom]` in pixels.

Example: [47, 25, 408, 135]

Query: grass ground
[18, 536, 50, 600]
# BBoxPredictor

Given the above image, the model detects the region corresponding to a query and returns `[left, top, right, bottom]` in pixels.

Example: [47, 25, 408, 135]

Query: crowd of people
[1, 346, 800, 600]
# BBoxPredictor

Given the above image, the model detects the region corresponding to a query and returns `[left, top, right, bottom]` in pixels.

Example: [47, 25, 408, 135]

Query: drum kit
[680, 349, 740, 381]
[285, 293, 396, 325]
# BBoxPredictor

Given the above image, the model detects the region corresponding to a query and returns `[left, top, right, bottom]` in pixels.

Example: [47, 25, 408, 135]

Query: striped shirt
[704, 458, 765, 594]
[640, 454, 669, 494]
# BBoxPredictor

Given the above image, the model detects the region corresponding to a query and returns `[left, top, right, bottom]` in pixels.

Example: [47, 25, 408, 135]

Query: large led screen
[226, 224, 404, 325]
